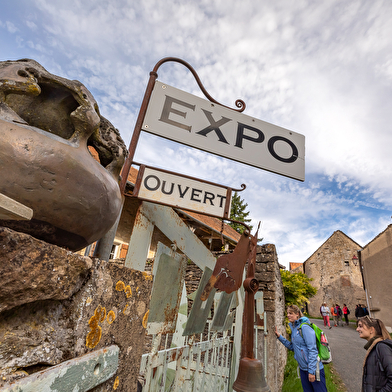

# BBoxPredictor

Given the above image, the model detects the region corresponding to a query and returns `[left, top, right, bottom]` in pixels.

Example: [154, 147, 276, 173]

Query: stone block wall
[254, 244, 286, 392]
[0, 227, 152, 391]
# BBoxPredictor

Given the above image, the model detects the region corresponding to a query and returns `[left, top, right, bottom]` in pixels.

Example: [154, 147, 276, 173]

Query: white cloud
[6, 21, 18, 33]
[2, 0, 392, 269]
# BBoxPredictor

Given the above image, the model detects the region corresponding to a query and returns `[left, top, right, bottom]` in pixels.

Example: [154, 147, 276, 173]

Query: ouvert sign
[143, 81, 305, 181]
[133, 165, 232, 219]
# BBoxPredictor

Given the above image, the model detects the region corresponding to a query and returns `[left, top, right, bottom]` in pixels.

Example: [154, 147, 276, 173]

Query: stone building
[360, 224, 392, 331]
[303, 230, 366, 316]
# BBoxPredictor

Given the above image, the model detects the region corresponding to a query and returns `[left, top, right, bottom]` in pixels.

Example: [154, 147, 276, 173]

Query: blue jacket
[278, 316, 323, 374]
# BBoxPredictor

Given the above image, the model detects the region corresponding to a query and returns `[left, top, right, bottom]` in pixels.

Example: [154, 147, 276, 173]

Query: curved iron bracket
[120, 57, 247, 193]
[152, 57, 246, 113]
[231, 183, 246, 193]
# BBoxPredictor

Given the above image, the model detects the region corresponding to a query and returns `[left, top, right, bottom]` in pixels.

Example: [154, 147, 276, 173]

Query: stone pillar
[0, 227, 152, 391]
[254, 244, 286, 392]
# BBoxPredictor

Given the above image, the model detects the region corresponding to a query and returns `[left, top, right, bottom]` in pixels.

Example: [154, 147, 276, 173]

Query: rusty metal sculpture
[0, 59, 127, 250]
[233, 224, 271, 392]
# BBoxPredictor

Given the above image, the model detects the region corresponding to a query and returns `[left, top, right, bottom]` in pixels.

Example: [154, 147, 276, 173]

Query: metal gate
[140, 329, 233, 391]
[124, 202, 245, 392]
[138, 242, 239, 392]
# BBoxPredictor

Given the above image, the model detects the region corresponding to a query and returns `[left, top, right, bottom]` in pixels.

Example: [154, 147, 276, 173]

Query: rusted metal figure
[201, 230, 251, 300]
[233, 224, 271, 392]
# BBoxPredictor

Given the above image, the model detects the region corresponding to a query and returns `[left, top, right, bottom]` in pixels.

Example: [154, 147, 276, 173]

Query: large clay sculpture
[0, 59, 127, 250]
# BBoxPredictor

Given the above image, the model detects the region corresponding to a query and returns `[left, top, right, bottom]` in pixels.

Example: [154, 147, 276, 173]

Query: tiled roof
[178, 210, 241, 243]
[289, 262, 303, 271]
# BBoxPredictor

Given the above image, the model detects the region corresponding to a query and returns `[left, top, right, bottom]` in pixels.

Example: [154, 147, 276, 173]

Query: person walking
[331, 304, 338, 327]
[275, 305, 328, 392]
[356, 315, 392, 391]
[335, 304, 344, 327]
[356, 304, 365, 319]
[363, 305, 369, 316]
[321, 302, 332, 329]
[342, 304, 349, 325]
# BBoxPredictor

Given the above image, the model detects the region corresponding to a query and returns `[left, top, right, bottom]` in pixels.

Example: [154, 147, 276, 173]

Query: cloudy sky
[1, 0, 391, 268]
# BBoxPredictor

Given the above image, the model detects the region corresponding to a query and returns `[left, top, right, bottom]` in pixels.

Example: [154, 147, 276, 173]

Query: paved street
[310, 318, 366, 392]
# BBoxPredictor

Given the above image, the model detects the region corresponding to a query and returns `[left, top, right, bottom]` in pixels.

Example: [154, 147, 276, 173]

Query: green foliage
[282, 351, 347, 392]
[280, 270, 317, 307]
[229, 192, 253, 234]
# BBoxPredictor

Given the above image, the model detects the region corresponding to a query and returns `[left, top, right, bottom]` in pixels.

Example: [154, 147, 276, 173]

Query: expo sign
[143, 81, 305, 181]
[133, 165, 232, 219]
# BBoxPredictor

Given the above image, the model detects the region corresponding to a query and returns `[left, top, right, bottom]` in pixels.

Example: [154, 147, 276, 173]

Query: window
[109, 244, 119, 259]
[344, 260, 349, 267]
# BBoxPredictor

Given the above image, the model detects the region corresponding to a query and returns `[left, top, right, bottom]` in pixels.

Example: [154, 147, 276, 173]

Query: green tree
[229, 191, 253, 234]
[280, 270, 317, 308]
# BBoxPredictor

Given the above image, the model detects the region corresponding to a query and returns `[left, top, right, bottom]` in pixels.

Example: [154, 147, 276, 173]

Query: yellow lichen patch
[124, 285, 132, 298]
[123, 304, 128, 312]
[113, 376, 120, 390]
[86, 305, 106, 349]
[107, 310, 116, 324]
[115, 280, 125, 292]
[86, 325, 102, 349]
[142, 310, 149, 328]
[142, 271, 153, 281]
[94, 305, 106, 323]
[86, 297, 93, 305]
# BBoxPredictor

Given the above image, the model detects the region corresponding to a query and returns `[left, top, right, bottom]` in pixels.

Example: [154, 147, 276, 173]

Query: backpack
[338, 307, 343, 316]
[347, 308, 350, 315]
[299, 322, 332, 364]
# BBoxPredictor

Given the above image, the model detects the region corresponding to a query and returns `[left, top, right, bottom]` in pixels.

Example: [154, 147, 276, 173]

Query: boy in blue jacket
[275, 305, 328, 392]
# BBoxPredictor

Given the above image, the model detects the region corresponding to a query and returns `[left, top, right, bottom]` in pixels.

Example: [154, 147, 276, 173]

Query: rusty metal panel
[211, 291, 235, 332]
[147, 243, 187, 335]
[183, 267, 216, 336]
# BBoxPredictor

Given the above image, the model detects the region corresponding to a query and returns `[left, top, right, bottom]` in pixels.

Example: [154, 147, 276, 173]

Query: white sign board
[143, 81, 305, 181]
[134, 166, 231, 219]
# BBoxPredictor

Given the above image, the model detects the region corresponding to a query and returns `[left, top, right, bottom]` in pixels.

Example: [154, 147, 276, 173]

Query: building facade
[304, 230, 366, 317]
[360, 224, 392, 331]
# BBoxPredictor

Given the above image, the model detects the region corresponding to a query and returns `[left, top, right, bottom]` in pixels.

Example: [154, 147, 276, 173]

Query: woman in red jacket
[342, 304, 349, 326]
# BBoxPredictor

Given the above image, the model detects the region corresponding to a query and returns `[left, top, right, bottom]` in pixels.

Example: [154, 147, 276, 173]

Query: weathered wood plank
[124, 205, 154, 270]
[140, 202, 216, 271]
[2, 345, 119, 392]
[0, 193, 33, 221]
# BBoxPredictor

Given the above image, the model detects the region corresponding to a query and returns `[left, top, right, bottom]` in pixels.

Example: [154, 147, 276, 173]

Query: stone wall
[254, 244, 286, 392]
[304, 230, 365, 316]
[0, 227, 152, 391]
